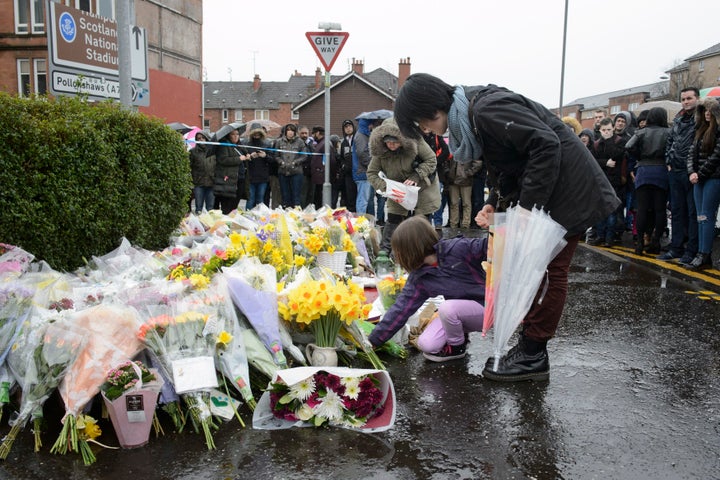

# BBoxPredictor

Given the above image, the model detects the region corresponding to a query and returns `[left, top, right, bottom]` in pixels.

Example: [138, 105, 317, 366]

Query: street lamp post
[318, 22, 341, 208]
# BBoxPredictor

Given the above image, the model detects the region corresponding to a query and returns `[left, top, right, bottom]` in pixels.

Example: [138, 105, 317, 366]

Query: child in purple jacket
[368, 216, 487, 362]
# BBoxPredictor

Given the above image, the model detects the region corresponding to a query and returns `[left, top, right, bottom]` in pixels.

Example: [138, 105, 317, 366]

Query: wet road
[1, 238, 719, 480]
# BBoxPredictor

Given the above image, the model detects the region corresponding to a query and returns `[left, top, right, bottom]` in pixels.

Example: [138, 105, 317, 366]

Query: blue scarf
[448, 85, 483, 164]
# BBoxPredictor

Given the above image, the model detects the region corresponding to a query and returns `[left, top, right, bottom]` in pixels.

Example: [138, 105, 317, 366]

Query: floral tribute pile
[0, 205, 404, 464]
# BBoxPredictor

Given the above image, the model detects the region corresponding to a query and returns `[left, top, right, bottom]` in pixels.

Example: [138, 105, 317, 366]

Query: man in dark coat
[659, 87, 699, 264]
[394, 73, 620, 382]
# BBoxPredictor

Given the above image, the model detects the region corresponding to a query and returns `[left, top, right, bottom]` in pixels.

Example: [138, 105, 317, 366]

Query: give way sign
[305, 31, 349, 71]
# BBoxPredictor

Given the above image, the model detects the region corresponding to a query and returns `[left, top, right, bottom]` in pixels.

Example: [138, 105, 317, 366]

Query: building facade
[0, 0, 203, 125]
[203, 58, 411, 138]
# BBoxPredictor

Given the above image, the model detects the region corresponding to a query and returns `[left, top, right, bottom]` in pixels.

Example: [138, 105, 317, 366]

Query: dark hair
[312, 126, 324, 134]
[695, 98, 719, 155]
[391, 216, 439, 272]
[599, 117, 613, 127]
[636, 110, 649, 124]
[394, 73, 455, 139]
[645, 107, 668, 128]
[680, 87, 700, 99]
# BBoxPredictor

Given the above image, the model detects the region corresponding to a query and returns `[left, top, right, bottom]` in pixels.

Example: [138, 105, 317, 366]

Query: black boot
[482, 335, 549, 382]
[684, 252, 712, 271]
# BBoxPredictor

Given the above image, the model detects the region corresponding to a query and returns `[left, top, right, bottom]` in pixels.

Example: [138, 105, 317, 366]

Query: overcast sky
[202, 0, 720, 108]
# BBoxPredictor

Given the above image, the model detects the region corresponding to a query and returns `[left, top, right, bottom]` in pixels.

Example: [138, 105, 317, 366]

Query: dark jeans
[433, 182, 449, 227]
[668, 170, 698, 255]
[343, 174, 357, 212]
[279, 174, 304, 207]
[246, 182, 268, 210]
[523, 235, 579, 342]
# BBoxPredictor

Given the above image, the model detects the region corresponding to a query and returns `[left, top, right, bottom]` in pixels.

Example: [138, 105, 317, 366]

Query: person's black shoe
[423, 343, 466, 362]
[482, 344, 549, 382]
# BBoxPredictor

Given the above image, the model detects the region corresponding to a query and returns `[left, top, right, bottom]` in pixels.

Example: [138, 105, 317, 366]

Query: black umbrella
[166, 122, 194, 134]
[212, 122, 246, 142]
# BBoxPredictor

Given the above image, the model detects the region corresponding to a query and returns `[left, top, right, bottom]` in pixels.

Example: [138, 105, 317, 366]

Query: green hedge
[0, 93, 192, 271]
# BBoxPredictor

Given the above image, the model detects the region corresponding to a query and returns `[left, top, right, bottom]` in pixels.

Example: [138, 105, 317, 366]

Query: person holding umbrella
[393, 73, 620, 382]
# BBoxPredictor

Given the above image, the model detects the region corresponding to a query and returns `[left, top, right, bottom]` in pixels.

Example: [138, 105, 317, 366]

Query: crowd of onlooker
[187, 118, 490, 233]
[564, 87, 720, 271]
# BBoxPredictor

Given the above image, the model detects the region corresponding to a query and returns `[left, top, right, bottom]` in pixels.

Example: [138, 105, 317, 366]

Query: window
[291, 111, 299, 121]
[15, 0, 45, 34]
[33, 59, 47, 95]
[254, 110, 269, 120]
[222, 109, 228, 123]
[17, 59, 31, 97]
[581, 110, 594, 120]
[610, 105, 621, 114]
[203, 119, 210, 129]
[63, 0, 115, 18]
[234, 109, 242, 122]
[628, 102, 639, 112]
[699, 60, 705, 72]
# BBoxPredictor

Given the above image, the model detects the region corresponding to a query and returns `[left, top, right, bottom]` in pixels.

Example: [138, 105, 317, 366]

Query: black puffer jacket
[214, 140, 246, 197]
[466, 85, 620, 236]
[189, 143, 215, 187]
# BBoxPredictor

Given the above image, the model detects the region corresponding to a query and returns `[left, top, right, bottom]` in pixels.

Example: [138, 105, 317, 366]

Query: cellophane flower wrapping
[194, 276, 255, 409]
[223, 258, 287, 368]
[0, 243, 34, 278]
[137, 300, 219, 449]
[51, 303, 144, 464]
[252, 366, 395, 432]
[1, 311, 85, 458]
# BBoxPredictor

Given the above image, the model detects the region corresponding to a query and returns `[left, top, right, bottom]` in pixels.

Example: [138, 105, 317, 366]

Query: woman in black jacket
[625, 107, 670, 255]
[686, 97, 720, 270]
[213, 128, 248, 214]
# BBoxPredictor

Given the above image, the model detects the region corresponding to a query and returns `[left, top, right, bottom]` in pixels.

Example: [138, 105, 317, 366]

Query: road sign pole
[323, 71, 331, 207]
[116, 0, 132, 107]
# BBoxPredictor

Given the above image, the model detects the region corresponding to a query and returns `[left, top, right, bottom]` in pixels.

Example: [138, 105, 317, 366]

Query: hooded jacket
[366, 118, 441, 216]
[613, 111, 634, 142]
[274, 124, 309, 176]
[687, 97, 720, 180]
[368, 236, 487, 347]
[242, 125, 274, 183]
[462, 85, 619, 236]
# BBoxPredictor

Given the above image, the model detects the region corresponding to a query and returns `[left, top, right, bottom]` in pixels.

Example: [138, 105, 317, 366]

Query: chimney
[398, 57, 411, 88]
[253, 74, 261, 91]
[294, 69, 302, 77]
[315, 67, 322, 90]
[352, 58, 364, 75]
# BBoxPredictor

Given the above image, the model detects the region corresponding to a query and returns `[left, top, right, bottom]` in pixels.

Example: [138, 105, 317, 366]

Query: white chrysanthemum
[344, 383, 360, 400]
[341, 376, 360, 390]
[313, 390, 344, 421]
[289, 377, 316, 401]
[296, 403, 314, 421]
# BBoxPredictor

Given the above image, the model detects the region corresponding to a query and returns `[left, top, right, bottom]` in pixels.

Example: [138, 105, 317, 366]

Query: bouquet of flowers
[0, 313, 85, 458]
[253, 366, 395, 432]
[0, 286, 34, 419]
[137, 302, 219, 450]
[100, 360, 157, 401]
[51, 304, 144, 465]
[377, 275, 407, 311]
[278, 270, 372, 348]
[224, 257, 287, 368]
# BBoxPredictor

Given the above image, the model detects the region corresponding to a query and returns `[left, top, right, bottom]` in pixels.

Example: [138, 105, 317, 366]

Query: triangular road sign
[305, 31, 349, 72]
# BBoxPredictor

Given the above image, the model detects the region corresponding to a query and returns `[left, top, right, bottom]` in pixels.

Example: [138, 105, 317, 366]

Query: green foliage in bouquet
[0, 93, 191, 271]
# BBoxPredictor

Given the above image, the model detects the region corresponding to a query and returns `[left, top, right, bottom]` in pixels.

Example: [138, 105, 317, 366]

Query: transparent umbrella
[488, 206, 567, 371]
